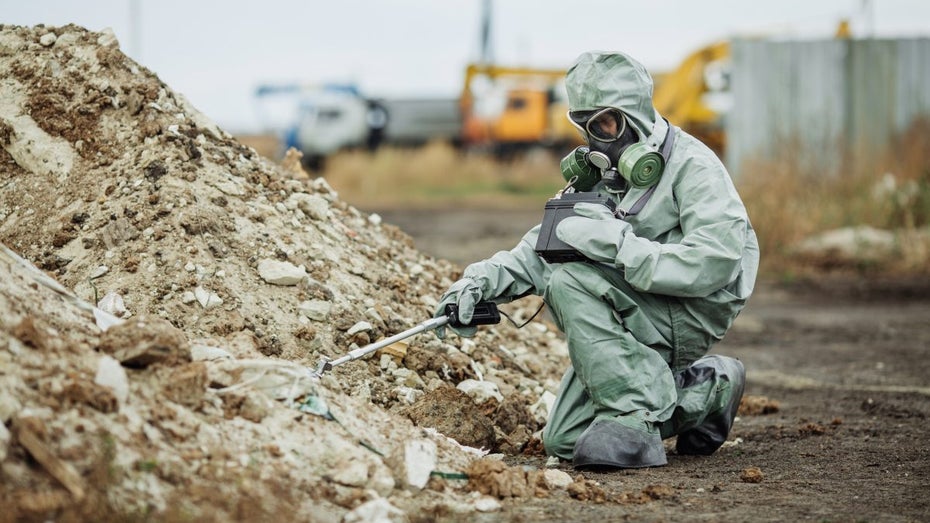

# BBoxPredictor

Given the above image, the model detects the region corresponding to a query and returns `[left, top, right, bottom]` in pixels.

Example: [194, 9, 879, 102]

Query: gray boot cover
[573, 419, 668, 469]
[676, 356, 746, 455]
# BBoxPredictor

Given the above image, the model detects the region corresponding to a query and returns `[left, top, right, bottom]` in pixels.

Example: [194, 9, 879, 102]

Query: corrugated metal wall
[726, 37, 930, 176]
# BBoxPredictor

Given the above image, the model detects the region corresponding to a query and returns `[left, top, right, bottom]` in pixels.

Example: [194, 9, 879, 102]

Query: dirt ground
[378, 207, 930, 523]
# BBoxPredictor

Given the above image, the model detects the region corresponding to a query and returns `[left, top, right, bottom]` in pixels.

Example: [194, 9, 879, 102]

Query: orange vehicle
[459, 63, 583, 154]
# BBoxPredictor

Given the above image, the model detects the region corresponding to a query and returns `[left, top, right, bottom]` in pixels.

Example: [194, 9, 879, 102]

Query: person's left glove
[434, 277, 483, 338]
[556, 202, 631, 264]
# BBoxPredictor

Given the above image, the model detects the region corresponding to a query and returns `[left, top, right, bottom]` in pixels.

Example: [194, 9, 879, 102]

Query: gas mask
[563, 107, 667, 192]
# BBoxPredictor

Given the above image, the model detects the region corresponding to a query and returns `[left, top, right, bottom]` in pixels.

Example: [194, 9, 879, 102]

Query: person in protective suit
[434, 51, 759, 469]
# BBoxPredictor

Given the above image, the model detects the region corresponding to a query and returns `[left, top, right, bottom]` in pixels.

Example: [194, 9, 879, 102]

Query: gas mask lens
[569, 108, 628, 142]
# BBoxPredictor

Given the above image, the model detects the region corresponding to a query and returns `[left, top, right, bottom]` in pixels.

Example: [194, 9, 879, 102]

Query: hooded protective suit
[436, 51, 759, 468]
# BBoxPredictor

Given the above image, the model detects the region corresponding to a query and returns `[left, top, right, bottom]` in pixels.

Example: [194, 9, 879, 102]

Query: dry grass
[320, 141, 566, 210]
[741, 118, 930, 276]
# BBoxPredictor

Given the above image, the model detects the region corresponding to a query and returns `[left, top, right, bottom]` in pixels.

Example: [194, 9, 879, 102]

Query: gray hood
[565, 51, 659, 140]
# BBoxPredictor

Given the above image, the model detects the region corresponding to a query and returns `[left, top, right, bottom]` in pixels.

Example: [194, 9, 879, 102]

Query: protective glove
[555, 201, 631, 264]
[433, 277, 483, 338]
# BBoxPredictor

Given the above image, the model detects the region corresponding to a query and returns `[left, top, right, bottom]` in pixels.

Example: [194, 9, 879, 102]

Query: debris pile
[0, 24, 573, 520]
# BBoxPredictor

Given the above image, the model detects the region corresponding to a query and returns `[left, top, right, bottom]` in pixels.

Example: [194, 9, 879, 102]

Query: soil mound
[0, 24, 569, 521]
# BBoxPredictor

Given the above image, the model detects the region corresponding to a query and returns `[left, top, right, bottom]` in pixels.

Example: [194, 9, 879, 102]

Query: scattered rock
[257, 258, 306, 286]
[739, 395, 781, 416]
[542, 468, 573, 490]
[466, 457, 534, 498]
[740, 467, 764, 483]
[457, 379, 504, 404]
[342, 498, 406, 523]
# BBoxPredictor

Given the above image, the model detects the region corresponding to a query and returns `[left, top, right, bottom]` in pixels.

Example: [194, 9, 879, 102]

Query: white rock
[257, 258, 306, 286]
[194, 286, 223, 309]
[0, 393, 22, 423]
[89, 265, 109, 279]
[794, 226, 896, 263]
[95, 355, 128, 407]
[543, 469, 573, 490]
[343, 498, 406, 523]
[190, 344, 233, 361]
[474, 496, 502, 512]
[331, 458, 370, 487]
[457, 379, 503, 404]
[369, 463, 396, 496]
[96, 28, 119, 47]
[531, 390, 557, 424]
[289, 193, 330, 220]
[180, 291, 197, 304]
[298, 299, 331, 321]
[404, 439, 437, 489]
[368, 213, 382, 225]
[39, 33, 57, 46]
[0, 421, 10, 462]
[97, 291, 127, 317]
[347, 321, 372, 336]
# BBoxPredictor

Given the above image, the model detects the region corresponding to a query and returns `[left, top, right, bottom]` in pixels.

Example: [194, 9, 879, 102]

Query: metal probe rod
[325, 315, 450, 370]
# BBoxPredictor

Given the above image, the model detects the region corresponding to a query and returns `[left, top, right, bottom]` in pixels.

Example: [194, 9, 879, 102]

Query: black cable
[498, 301, 545, 329]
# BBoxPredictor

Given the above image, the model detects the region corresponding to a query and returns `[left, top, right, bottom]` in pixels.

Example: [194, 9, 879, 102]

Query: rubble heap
[0, 24, 572, 521]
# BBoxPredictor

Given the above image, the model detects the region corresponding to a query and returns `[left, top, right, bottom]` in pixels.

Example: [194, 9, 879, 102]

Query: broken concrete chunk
[257, 258, 306, 286]
[404, 438, 437, 489]
[457, 379, 504, 404]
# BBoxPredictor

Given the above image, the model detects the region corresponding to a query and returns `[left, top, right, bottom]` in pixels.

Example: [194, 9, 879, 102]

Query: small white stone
[0, 421, 10, 461]
[97, 28, 119, 47]
[331, 459, 369, 487]
[347, 321, 372, 336]
[180, 291, 196, 304]
[190, 344, 233, 361]
[194, 286, 223, 309]
[39, 33, 57, 47]
[257, 259, 306, 286]
[97, 292, 127, 317]
[543, 469, 573, 490]
[404, 439, 437, 489]
[457, 379, 503, 404]
[343, 499, 405, 523]
[298, 300, 331, 321]
[184, 262, 196, 272]
[89, 265, 109, 279]
[95, 355, 128, 407]
[474, 496, 501, 512]
[368, 213, 382, 225]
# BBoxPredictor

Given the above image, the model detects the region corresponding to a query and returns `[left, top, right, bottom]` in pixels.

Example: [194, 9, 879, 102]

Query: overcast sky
[6, 0, 929, 132]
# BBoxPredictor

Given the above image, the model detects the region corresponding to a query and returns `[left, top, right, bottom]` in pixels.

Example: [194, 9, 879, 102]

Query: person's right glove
[433, 277, 483, 338]
[555, 201, 631, 264]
